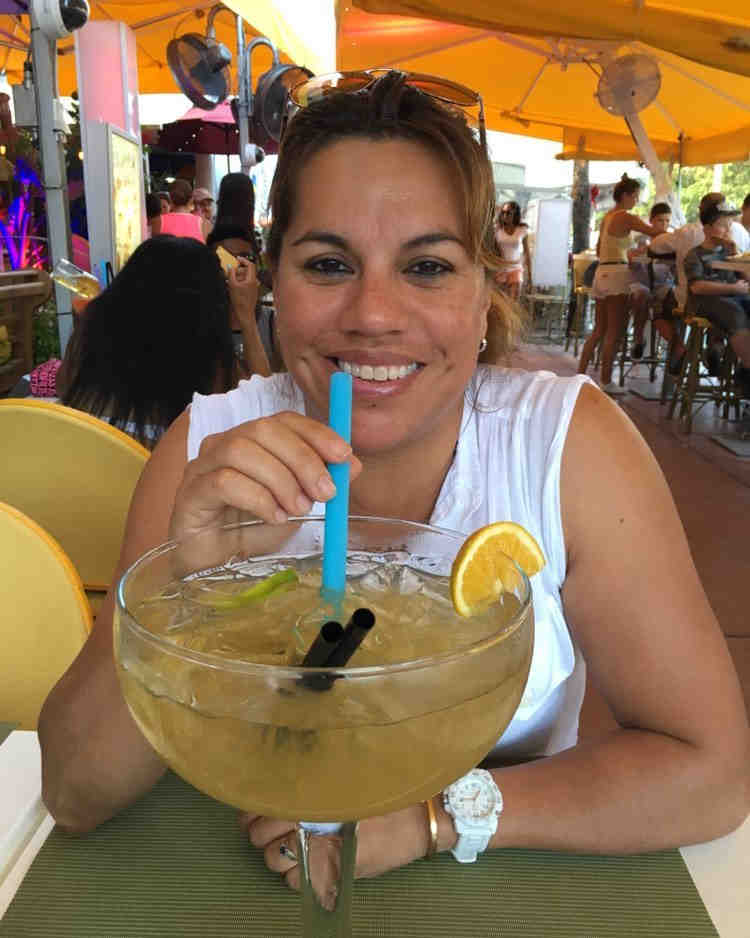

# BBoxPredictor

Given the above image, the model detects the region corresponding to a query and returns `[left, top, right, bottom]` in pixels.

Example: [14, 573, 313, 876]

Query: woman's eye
[304, 257, 352, 275]
[407, 259, 452, 277]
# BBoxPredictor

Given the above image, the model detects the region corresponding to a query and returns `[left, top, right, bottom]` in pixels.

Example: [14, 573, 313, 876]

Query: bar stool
[666, 316, 733, 433]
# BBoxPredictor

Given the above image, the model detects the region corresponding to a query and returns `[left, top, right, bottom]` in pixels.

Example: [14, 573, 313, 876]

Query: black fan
[166, 33, 232, 110]
[252, 63, 313, 153]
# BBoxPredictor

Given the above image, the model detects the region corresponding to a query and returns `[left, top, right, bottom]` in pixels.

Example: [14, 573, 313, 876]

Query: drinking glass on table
[51, 257, 100, 300]
[114, 516, 534, 937]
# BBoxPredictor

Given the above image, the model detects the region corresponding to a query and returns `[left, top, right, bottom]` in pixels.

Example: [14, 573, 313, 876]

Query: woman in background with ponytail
[577, 175, 661, 394]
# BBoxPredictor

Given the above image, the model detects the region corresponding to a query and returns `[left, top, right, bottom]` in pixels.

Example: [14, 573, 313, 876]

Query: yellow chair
[0, 399, 149, 594]
[0, 501, 92, 729]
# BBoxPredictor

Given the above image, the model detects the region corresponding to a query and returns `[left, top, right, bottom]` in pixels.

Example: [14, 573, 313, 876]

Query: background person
[577, 174, 662, 394]
[58, 236, 270, 447]
[145, 192, 162, 238]
[207, 172, 279, 370]
[626, 202, 684, 367]
[684, 199, 750, 398]
[191, 187, 215, 228]
[39, 72, 749, 897]
[493, 200, 531, 300]
[158, 179, 210, 242]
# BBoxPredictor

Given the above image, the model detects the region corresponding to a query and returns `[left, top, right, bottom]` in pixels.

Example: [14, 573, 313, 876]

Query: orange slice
[450, 522, 545, 617]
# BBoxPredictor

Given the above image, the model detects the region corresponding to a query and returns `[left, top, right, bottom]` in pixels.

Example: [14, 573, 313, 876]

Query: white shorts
[592, 264, 633, 299]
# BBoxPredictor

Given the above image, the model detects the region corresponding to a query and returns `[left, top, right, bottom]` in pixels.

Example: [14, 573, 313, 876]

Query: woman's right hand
[170, 412, 363, 541]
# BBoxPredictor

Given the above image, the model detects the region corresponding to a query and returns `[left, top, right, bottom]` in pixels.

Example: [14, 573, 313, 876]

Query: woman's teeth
[337, 360, 419, 381]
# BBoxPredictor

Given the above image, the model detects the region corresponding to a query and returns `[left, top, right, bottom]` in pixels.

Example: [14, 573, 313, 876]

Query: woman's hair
[499, 201, 522, 228]
[61, 236, 235, 446]
[168, 178, 193, 208]
[206, 172, 261, 257]
[267, 71, 522, 361]
[145, 192, 162, 221]
[613, 173, 641, 204]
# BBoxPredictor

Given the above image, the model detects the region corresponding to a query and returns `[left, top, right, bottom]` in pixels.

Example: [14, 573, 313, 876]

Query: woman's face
[273, 137, 491, 457]
[620, 189, 639, 210]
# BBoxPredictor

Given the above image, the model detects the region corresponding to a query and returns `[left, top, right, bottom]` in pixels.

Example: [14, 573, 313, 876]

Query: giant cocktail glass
[114, 516, 534, 936]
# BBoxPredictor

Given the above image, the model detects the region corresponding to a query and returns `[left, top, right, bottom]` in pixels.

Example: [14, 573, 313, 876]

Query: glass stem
[296, 821, 358, 938]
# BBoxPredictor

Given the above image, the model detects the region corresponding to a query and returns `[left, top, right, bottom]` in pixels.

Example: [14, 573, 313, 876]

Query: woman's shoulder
[471, 364, 592, 413]
[187, 374, 302, 459]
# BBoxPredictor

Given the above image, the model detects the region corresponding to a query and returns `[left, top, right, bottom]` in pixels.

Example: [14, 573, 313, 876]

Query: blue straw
[321, 371, 352, 608]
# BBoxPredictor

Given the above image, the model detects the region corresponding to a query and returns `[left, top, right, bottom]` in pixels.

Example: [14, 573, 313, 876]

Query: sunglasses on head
[286, 69, 487, 152]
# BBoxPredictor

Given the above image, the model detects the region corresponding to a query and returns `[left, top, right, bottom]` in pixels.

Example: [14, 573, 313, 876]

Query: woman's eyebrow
[290, 230, 464, 250]
[291, 230, 347, 249]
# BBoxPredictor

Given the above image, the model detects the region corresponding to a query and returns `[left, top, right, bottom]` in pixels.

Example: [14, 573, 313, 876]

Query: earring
[478, 337, 488, 354]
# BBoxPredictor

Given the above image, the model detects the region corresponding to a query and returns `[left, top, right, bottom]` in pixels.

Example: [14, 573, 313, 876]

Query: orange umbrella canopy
[0, 1, 328, 96]
[337, 1, 750, 165]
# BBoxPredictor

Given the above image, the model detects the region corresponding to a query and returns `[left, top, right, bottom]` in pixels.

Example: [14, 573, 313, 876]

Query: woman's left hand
[241, 804, 431, 892]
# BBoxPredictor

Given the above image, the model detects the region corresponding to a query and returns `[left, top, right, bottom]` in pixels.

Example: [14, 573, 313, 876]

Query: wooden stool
[659, 305, 686, 404]
[565, 285, 592, 358]
[666, 317, 728, 432]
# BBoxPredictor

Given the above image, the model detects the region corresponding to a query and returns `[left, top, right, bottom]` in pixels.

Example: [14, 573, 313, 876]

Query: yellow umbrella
[0, 1, 329, 96]
[337, 1, 750, 165]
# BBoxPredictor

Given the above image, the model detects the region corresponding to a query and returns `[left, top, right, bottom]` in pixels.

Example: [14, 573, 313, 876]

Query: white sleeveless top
[494, 225, 526, 270]
[188, 366, 593, 761]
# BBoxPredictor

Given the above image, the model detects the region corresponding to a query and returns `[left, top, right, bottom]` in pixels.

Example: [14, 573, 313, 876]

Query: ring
[279, 842, 298, 863]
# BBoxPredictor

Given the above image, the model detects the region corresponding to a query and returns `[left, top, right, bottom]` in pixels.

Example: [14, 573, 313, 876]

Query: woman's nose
[338, 268, 408, 336]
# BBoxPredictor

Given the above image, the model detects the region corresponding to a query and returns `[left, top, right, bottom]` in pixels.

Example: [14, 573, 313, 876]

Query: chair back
[0, 501, 92, 729]
[572, 252, 596, 291]
[0, 270, 52, 395]
[0, 399, 149, 591]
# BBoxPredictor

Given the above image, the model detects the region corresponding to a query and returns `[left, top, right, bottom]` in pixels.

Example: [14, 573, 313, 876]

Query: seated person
[59, 235, 269, 447]
[627, 202, 681, 363]
[684, 199, 750, 398]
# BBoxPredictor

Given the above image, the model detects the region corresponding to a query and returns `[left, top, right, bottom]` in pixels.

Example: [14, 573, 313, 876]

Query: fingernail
[273, 509, 287, 524]
[296, 494, 313, 514]
[317, 475, 336, 499]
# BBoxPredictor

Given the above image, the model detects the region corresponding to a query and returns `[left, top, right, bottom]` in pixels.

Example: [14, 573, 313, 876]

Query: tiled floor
[509, 338, 750, 737]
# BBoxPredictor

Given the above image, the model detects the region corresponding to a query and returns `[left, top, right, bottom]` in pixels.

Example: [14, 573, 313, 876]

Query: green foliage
[33, 298, 61, 365]
[645, 161, 750, 222]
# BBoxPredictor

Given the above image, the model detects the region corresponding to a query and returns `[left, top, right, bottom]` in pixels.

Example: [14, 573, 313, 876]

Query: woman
[158, 179, 211, 242]
[58, 236, 269, 447]
[577, 175, 661, 394]
[208, 172, 279, 370]
[40, 72, 748, 889]
[494, 200, 531, 299]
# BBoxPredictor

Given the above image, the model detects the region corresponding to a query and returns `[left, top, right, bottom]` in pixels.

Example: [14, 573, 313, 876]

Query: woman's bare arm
[38, 412, 193, 832]
[430, 385, 750, 853]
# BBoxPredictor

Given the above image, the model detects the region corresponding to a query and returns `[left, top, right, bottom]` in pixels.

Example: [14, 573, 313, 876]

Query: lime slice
[210, 569, 298, 610]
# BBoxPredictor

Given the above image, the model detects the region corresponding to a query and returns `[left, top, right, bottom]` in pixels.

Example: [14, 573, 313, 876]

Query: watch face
[448, 774, 500, 821]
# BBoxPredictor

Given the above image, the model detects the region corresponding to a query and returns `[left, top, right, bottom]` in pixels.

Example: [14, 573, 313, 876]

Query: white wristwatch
[442, 768, 503, 863]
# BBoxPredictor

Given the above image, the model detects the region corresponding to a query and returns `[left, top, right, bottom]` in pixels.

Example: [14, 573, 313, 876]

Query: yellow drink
[116, 558, 533, 820]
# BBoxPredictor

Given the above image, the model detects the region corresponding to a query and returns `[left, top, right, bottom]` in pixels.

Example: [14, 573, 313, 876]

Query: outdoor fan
[166, 32, 232, 109]
[596, 53, 661, 116]
[230, 39, 312, 155]
[595, 53, 682, 224]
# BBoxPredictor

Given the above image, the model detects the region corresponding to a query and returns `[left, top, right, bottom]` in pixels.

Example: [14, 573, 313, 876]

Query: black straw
[298, 607, 376, 691]
[301, 620, 344, 667]
[324, 608, 376, 668]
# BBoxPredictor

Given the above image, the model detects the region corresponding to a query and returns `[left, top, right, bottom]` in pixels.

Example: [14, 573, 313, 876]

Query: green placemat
[0, 724, 17, 747]
[1, 772, 718, 937]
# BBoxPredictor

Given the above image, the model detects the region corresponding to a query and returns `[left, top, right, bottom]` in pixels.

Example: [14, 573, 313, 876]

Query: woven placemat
[1, 771, 718, 937]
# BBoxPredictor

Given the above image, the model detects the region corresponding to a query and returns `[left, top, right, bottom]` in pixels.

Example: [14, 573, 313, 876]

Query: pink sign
[74, 21, 140, 138]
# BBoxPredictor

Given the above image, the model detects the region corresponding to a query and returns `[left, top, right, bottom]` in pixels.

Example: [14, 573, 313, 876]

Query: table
[710, 258, 750, 274]
[1, 730, 748, 936]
